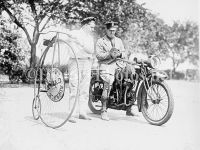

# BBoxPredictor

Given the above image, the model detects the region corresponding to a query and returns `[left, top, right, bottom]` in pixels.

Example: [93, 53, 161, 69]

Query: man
[96, 21, 134, 121]
[68, 17, 96, 123]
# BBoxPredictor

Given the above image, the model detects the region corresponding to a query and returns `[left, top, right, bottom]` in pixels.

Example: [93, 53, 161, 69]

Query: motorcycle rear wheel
[141, 81, 174, 126]
[88, 78, 103, 115]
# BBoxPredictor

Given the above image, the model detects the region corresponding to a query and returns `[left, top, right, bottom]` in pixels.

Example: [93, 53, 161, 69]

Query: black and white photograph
[0, 0, 199, 150]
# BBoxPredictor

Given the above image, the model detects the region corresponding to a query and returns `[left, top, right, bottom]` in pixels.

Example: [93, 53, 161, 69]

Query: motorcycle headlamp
[149, 55, 161, 69]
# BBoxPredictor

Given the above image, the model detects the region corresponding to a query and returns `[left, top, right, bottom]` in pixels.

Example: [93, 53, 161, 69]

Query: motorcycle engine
[109, 66, 135, 107]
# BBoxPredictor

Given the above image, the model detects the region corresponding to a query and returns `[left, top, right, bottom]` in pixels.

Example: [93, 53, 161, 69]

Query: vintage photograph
[0, 0, 199, 150]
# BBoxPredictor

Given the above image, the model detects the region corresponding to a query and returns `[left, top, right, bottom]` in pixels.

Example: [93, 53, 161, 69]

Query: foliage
[0, 0, 67, 67]
[185, 69, 199, 81]
[158, 21, 199, 76]
[0, 0, 198, 81]
[123, 13, 167, 55]
[163, 69, 185, 80]
[63, 0, 147, 37]
[0, 16, 25, 83]
[0, 0, 148, 67]
[124, 13, 199, 79]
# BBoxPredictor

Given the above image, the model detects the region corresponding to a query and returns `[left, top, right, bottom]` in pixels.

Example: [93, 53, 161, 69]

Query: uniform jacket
[96, 36, 126, 64]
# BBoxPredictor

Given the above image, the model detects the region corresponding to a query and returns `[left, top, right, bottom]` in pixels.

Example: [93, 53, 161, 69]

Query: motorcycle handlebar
[116, 58, 152, 67]
[116, 58, 136, 65]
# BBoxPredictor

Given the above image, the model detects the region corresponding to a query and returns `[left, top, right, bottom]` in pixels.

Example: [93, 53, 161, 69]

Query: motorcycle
[88, 56, 174, 126]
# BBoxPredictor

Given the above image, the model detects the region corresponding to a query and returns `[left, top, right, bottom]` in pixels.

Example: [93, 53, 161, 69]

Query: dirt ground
[0, 80, 200, 150]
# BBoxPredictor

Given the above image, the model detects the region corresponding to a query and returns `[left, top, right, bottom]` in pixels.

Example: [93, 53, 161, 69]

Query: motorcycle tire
[141, 81, 174, 126]
[88, 78, 103, 115]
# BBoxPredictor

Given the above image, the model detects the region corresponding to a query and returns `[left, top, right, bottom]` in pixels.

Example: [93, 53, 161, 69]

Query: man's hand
[110, 48, 121, 59]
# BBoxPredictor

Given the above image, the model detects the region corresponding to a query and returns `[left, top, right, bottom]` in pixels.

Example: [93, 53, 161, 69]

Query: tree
[0, 16, 25, 82]
[63, 0, 147, 37]
[123, 12, 169, 57]
[0, 0, 148, 67]
[0, 0, 67, 67]
[158, 21, 199, 77]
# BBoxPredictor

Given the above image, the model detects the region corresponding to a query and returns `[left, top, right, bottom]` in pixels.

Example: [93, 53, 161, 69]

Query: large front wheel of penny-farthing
[34, 38, 79, 128]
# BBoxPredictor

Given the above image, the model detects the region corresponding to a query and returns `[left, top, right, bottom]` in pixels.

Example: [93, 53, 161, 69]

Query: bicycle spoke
[144, 82, 170, 121]
[34, 35, 80, 128]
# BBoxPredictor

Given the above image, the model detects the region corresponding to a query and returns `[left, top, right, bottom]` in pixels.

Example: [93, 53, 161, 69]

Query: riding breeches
[99, 63, 118, 99]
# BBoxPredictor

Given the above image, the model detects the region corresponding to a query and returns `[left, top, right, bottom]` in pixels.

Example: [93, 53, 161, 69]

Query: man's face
[106, 28, 117, 39]
[85, 21, 95, 33]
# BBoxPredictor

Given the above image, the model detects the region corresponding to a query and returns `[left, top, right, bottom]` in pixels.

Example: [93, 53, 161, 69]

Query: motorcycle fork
[124, 86, 128, 105]
[119, 81, 131, 106]
[119, 80, 123, 102]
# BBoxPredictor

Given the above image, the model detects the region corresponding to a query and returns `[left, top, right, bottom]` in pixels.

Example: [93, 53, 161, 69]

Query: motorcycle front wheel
[141, 81, 174, 126]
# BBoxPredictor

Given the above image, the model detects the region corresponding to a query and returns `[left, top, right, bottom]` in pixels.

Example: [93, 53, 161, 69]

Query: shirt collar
[103, 35, 116, 41]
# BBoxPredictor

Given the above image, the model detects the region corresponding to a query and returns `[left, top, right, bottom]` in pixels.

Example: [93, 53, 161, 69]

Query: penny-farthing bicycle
[32, 31, 79, 129]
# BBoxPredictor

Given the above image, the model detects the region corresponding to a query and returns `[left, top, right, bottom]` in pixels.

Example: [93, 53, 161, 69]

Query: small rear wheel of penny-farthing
[33, 34, 79, 129]
[32, 95, 41, 120]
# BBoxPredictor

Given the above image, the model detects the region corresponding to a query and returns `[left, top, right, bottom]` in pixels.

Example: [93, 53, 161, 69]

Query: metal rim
[142, 82, 170, 122]
[34, 36, 80, 129]
[32, 95, 41, 120]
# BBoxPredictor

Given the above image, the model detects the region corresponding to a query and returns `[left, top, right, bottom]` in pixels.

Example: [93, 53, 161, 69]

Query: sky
[137, 0, 199, 25]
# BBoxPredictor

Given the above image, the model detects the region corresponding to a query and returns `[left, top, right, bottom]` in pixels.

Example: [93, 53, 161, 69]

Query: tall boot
[126, 106, 135, 116]
[101, 100, 109, 121]
[101, 83, 110, 121]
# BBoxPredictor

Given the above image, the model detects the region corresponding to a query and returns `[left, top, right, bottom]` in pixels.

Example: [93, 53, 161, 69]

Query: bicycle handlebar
[40, 31, 84, 47]
[39, 31, 73, 37]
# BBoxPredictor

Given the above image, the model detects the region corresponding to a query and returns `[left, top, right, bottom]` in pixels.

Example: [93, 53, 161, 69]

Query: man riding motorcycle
[96, 21, 135, 121]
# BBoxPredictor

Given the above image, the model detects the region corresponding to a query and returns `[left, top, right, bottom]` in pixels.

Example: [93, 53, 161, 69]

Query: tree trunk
[171, 53, 176, 79]
[171, 57, 177, 79]
[30, 44, 37, 68]
[172, 67, 176, 79]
